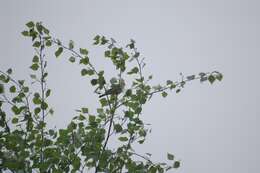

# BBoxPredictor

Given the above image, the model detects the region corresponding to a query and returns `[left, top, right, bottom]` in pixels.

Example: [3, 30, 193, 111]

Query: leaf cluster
[0, 21, 223, 173]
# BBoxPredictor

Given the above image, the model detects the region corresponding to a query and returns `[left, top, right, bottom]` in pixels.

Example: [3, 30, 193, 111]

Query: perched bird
[99, 79, 125, 98]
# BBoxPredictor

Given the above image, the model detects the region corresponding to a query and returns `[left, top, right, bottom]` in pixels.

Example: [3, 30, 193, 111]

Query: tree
[0, 21, 223, 173]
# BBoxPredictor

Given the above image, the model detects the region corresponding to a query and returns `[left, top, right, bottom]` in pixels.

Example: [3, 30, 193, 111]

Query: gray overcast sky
[1, 0, 259, 173]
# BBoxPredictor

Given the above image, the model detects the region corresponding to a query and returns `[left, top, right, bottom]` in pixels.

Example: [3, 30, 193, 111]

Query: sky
[0, 0, 259, 172]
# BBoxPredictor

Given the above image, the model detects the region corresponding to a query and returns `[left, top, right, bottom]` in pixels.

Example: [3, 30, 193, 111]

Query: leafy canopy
[0, 21, 223, 173]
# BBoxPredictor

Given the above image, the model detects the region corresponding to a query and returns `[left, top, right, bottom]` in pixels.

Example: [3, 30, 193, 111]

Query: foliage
[0, 21, 223, 173]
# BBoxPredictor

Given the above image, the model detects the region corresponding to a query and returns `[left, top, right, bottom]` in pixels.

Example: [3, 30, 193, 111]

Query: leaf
[30, 63, 39, 71]
[216, 73, 223, 81]
[173, 161, 180, 168]
[105, 50, 110, 57]
[127, 67, 139, 75]
[88, 115, 95, 123]
[101, 36, 108, 45]
[69, 40, 74, 49]
[186, 75, 195, 80]
[69, 56, 76, 63]
[12, 105, 21, 115]
[33, 97, 41, 105]
[93, 35, 100, 45]
[23, 87, 29, 93]
[32, 55, 39, 63]
[49, 129, 55, 136]
[33, 41, 41, 48]
[41, 102, 48, 110]
[81, 107, 88, 113]
[166, 80, 173, 85]
[162, 91, 168, 98]
[0, 84, 4, 94]
[30, 74, 37, 79]
[21, 31, 29, 36]
[167, 153, 174, 160]
[78, 114, 86, 120]
[79, 57, 89, 65]
[34, 107, 41, 114]
[200, 76, 208, 82]
[80, 48, 88, 55]
[55, 47, 63, 57]
[46, 40, 52, 47]
[99, 98, 108, 107]
[81, 69, 88, 76]
[46, 89, 51, 97]
[91, 79, 98, 86]
[9, 86, 16, 93]
[26, 21, 34, 28]
[114, 124, 123, 133]
[12, 117, 18, 124]
[208, 75, 215, 84]
[6, 68, 12, 75]
[118, 136, 128, 142]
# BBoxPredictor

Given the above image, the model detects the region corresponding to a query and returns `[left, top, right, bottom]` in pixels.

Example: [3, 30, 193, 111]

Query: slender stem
[39, 35, 46, 165]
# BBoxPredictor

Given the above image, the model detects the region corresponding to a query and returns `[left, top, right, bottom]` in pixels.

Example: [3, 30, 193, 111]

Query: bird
[99, 79, 125, 98]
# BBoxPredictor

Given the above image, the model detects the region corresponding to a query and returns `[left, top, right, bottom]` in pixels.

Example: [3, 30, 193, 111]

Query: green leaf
[80, 48, 88, 55]
[34, 107, 41, 114]
[12, 105, 21, 115]
[46, 40, 52, 47]
[208, 75, 215, 84]
[100, 36, 108, 45]
[69, 40, 74, 49]
[80, 57, 89, 65]
[41, 102, 48, 110]
[162, 91, 168, 98]
[114, 124, 123, 133]
[81, 107, 88, 113]
[88, 115, 95, 123]
[167, 153, 174, 160]
[176, 89, 181, 93]
[78, 114, 86, 120]
[118, 136, 128, 142]
[166, 80, 173, 85]
[173, 161, 180, 168]
[49, 108, 54, 115]
[32, 55, 39, 63]
[91, 79, 98, 86]
[33, 41, 41, 48]
[26, 21, 34, 28]
[127, 67, 139, 75]
[49, 129, 55, 136]
[125, 89, 132, 96]
[23, 87, 29, 93]
[6, 68, 12, 75]
[12, 117, 18, 124]
[216, 73, 223, 81]
[55, 47, 63, 57]
[0, 84, 4, 94]
[30, 63, 39, 71]
[9, 86, 16, 93]
[93, 35, 100, 45]
[104, 50, 110, 57]
[46, 89, 51, 97]
[69, 56, 76, 63]
[99, 98, 108, 107]
[81, 69, 88, 76]
[21, 31, 29, 36]
[33, 97, 41, 105]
